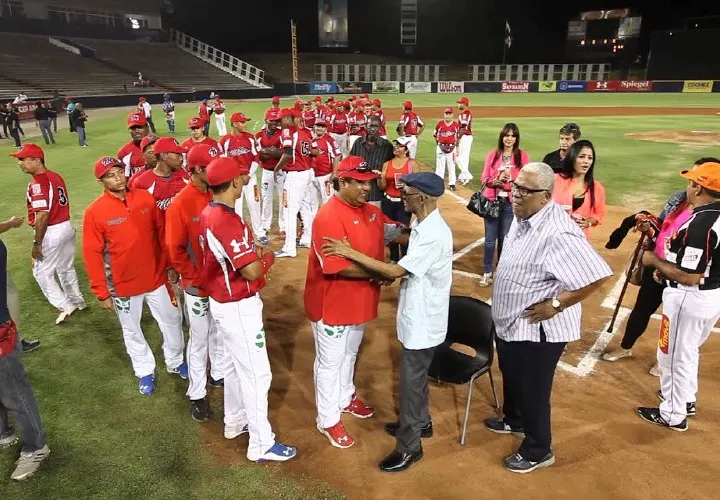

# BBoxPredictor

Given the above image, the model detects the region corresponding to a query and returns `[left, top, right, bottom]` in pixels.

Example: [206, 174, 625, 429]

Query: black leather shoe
[379, 448, 423, 473]
[384, 421, 433, 438]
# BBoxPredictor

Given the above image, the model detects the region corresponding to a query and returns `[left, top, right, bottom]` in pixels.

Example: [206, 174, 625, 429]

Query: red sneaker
[342, 394, 375, 419]
[317, 422, 355, 449]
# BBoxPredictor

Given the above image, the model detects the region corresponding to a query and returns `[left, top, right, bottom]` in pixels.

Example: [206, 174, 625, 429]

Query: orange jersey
[304, 196, 385, 326]
[82, 189, 168, 300]
[165, 182, 213, 296]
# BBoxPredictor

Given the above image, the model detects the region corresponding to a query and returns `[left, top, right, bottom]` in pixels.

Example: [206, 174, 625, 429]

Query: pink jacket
[552, 174, 606, 236]
[481, 150, 530, 201]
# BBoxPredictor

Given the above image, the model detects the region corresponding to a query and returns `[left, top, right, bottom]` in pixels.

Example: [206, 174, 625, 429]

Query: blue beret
[399, 172, 445, 197]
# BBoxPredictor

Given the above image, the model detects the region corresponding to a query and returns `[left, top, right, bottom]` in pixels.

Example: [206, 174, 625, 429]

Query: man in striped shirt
[485, 162, 612, 474]
[349, 116, 394, 208]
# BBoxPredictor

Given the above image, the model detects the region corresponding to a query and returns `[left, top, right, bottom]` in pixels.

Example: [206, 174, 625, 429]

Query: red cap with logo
[294, 100, 304, 111]
[348, 95, 357, 101]
[127, 112, 147, 128]
[313, 96, 322, 102]
[403, 101, 413, 109]
[279, 108, 298, 120]
[188, 116, 205, 129]
[230, 112, 251, 123]
[326, 96, 335, 103]
[681, 162, 720, 191]
[187, 143, 220, 169]
[336, 156, 378, 181]
[206, 157, 248, 185]
[140, 134, 158, 151]
[457, 97, 469, 105]
[271, 96, 280, 104]
[444, 107, 453, 114]
[10, 143, 44, 159]
[360, 93, 369, 99]
[94, 156, 123, 179]
[153, 137, 186, 154]
[372, 98, 381, 106]
[266, 109, 281, 121]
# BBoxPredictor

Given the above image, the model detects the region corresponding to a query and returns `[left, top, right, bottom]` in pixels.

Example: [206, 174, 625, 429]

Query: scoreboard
[567, 9, 642, 61]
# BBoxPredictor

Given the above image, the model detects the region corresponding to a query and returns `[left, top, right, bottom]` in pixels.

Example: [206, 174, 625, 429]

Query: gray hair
[522, 162, 555, 191]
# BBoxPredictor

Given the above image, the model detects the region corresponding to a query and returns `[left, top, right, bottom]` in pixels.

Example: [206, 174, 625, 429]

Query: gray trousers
[396, 346, 436, 454]
[38, 120, 55, 145]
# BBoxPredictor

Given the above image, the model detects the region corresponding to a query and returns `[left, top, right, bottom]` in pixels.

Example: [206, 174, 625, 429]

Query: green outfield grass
[0, 93, 718, 497]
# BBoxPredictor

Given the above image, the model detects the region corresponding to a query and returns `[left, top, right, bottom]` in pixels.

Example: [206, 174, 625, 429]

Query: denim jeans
[381, 196, 411, 262]
[482, 199, 513, 273]
[76, 126, 87, 146]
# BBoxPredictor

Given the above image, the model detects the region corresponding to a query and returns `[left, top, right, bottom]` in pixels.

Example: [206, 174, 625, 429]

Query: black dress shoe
[384, 421, 433, 438]
[379, 448, 423, 473]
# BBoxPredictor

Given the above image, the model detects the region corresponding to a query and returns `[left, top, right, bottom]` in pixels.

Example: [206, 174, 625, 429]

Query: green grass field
[0, 92, 718, 498]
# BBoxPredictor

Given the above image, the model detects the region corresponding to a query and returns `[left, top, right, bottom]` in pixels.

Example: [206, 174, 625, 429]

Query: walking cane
[607, 234, 647, 333]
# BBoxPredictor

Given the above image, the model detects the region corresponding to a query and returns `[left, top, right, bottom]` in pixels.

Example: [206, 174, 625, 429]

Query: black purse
[467, 181, 500, 219]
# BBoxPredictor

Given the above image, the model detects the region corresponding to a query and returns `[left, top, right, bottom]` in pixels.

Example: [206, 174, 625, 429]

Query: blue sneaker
[167, 362, 188, 380]
[258, 236, 269, 245]
[248, 442, 297, 462]
[273, 250, 295, 259]
[139, 375, 155, 395]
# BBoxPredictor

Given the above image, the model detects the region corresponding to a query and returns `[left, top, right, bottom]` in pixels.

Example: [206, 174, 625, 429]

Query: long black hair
[492, 123, 522, 169]
[560, 139, 597, 208]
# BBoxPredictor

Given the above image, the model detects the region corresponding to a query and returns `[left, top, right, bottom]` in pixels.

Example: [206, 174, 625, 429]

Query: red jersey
[212, 100, 225, 115]
[219, 132, 259, 170]
[302, 110, 316, 130]
[312, 134, 340, 177]
[118, 141, 146, 178]
[198, 103, 210, 121]
[165, 182, 213, 296]
[315, 104, 327, 122]
[458, 109, 473, 136]
[200, 202, 265, 303]
[264, 107, 280, 120]
[383, 159, 415, 199]
[304, 196, 385, 326]
[400, 111, 424, 136]
[434, 120, 461, 145]
[128, 169, 190, 211]
[371, 109, 387, 136]
[26, 170, 71, 227]
[181, 137, 219, 153]
[280, 126, 313, 172]
[329, 112, 348, 134]
[347, 111, 367, 136]
[255, 129, 282, 171]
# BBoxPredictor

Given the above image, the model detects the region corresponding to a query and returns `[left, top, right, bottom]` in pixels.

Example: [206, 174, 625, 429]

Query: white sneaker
[273, 250, 296, 259]
[75, 301, 88, 311]
[11, 445, 50, 481]
[649, 363, 660, 377]
[224, 424, 249, 440]
[478, 272, 494, 288]
[601, 348, 632, 362]
[0, 434, 18, 448]
[297, 241, 311, 249]
[55, 305, 78, 325]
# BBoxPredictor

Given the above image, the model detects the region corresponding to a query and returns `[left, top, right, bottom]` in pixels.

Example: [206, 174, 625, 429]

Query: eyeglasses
[510, 182, 547, 198]
[401, 191, 422, 199]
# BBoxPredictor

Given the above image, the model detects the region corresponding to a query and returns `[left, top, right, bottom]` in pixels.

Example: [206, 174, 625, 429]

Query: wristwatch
[551, 297, 563, 311]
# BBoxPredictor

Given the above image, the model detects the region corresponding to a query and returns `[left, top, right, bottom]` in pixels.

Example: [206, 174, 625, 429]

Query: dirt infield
[626, 130, 720, 145]
[197, 180, 720, 499]
[408, 106, 720, 118]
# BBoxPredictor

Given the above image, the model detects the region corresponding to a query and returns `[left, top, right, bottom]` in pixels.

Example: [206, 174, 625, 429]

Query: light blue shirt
[396, 208, 453, 350]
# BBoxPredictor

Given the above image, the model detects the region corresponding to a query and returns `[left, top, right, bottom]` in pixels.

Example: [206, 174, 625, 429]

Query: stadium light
[580, 40, 585, 46]
[129, 18, 140, 29]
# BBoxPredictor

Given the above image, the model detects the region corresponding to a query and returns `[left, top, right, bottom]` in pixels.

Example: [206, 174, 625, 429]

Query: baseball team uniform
[138, 99, 156, 134]
[434, 118, 460, 187]
[371, 107, 387, 139]
[307, 133, 340, 211]
[213, 99, 227, 137]
[347, 110, 367, 152]
[400, 109, 424, 159]
[127, 168, 189, 211]
[119, 112, 149, 178]
[329, 110, 349, 158]
[181, 136, 220, 164]
[198, 102, 212, 136]
[456, 98, 474, 185]
[256, 127, 286, 235]
[302, 109, 316, 131]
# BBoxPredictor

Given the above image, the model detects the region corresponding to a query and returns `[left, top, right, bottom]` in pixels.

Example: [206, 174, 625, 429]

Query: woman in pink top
[479, 123, 529, 287]
[552, 140, 606, 237]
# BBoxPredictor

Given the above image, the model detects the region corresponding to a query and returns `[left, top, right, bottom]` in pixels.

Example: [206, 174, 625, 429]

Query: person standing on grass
[162, 93, 176, 134]
[543, 123, 581, 173]
[6, 105, 22, 148]
[65, 98, 75, 133]
[0, 104, 8, 139]
[118, 112, 150, 179]
[34, 102, 55, 146]
[433, 107, 460, 191]
[137, 97, 157, 134]
[71, 102, 88, 148]
[479, 123, 529, 288]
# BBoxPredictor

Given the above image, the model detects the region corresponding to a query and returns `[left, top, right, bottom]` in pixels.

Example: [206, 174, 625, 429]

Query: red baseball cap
[153, 137, 186, 154]
[206, 157, 248, 185]
[188, 117, 205, 129]
[187, 143, 220, 169]
[360, 93, 369, 99]
[336, 101, 345, 108]
[326, 96, 335, 103]
[349, 95, 357, 101]
[266, 109, 281, 121]
[293, 100, 304, 111]
[444, 107, 453, 114]
[140, 134, 158, 151]
[271, 96, 280, 104]
[94, 156, 123, 179]
[138, 96, 146, 102]
[315, 119, 328, 126]
[336, 156, 377, 182]
[457, 97, 469, 105]
[403, 101, 413, 109]
[279, 108, 298, 120]
[313, 96, 322, 102]
[372, 98, 381, 106]
[127, 112, 147, 128]
[304, 100, 312, 106]
[230, 112, 251, 123]
[681, 162, 720, 191]
[10, 143, 44, 159]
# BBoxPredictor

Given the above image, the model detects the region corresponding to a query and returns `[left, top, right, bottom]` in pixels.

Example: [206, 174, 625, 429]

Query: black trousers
[620, 265, 665, 349]
[146, 115, 157, 134]
[496, 334, 566, 462]
[68, 114, 75, 133]
[9, 129, 21, 147]
[381, 196, 411, 262]
[396, 345, 436, 454]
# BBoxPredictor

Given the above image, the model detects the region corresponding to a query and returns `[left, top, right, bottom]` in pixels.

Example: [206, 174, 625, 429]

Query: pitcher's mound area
[626, 130, 720, 145]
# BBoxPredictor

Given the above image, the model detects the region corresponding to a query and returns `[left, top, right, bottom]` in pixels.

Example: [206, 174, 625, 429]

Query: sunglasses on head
[341, 161, 372, 176]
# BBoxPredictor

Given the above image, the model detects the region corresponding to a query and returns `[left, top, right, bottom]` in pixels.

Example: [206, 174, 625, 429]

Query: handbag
[0, 319, 18, 358]
[467, 181, 500, 219]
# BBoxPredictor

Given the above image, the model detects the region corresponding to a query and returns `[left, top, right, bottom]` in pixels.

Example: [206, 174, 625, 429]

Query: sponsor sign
[682, 80, 713, 93]
[337, 81, 364, 93]
[557, 81, 588, 93]
[501, 81, 530, 93]
[538, 81, 557, 92]
[372, 81, 400, 94]
[618, 80, 653, 92]
[309, 81, 338, 94]
[659, 315, 670, 354]
[404, 81, 432, 93]
[437, 81, 464, 93]
[588, 80, 619, 92]
[14, 102, 39, 121]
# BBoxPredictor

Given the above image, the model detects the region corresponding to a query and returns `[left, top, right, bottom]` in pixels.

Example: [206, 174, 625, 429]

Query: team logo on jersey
[255, 329, 266, 349]
[324, 326, 347, 339]
[130, 113, 142, 122]
[369, 214, 377, 222]
[208, 147, 219, 158]
[191, 297, 209, 318]
[106, 216, 127, 226]
[114, 297, 131, 314]
[31, 184, 42, 195]
[659, 315, 670, 354]
[101, 156, 120, 166]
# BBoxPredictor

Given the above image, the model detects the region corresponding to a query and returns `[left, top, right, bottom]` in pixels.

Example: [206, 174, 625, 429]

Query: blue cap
[399, 172, 445, 197]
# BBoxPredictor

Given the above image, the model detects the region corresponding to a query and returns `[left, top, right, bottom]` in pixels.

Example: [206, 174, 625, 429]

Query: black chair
[428, 295, 500, 445]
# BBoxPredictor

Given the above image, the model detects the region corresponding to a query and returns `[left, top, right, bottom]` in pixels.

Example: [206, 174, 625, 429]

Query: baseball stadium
[1, 1, 720, 499]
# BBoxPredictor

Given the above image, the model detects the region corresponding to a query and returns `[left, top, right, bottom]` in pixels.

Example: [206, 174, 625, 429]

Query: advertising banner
[372, 81, 400, 94]
[463, 82, 502, 93]
[309, 81, 339, 94]
[538, 81, 557, 92]
[14, 102, 39, 121]
[437, 81, 465, 93]
[588, 81, 619, 92]
[682, 80, 713, 93]
[404, 82, 432, 93]
[336, 82, 366, 94]
[618, 80, 653, 92]
[557, 81, 588, 93]
[502, 81, 530, 93]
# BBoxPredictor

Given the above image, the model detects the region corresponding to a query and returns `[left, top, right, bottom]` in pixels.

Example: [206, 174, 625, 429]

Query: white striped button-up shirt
[492, 201, 613, 343]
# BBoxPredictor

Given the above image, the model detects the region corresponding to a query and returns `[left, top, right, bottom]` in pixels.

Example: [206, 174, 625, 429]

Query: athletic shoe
[384, 421, 433, 438]
[342, 394, 375, 418]
[503, 452, 555, 474]
[190, 398, 212, 422]
[484, 417, 525, 437]
[636, 407, 688, 431]
[478, 272, 493, 288]
[649, 363, 660, 377]
[139, 375, 155, 395]
[21, 339, 41, 353]
[317, 422, 355, 449]
[0, 434, 18, 448]
[656, 390, 696, 416]
[448, 185, 456, 192]
[297, 241, 311, 249]
[601, 347, 632, 362]
[11, 445, 50, 481]
[55, 305, 78, 325]
[247, 442, 297, 462]
[167, 362, 188, 380]
[273, 250, 295, 259]
[258, 236, 269, 246]
[80, 144, 89, 148]
[75, 301, 88, 311]
[224, 423, 249, 439]
[208, 377, 224, 388]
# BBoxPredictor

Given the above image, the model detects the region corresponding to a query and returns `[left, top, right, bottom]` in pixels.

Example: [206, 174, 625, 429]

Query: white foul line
[445, 188, 470, 205]
[453, 238, 485, 262]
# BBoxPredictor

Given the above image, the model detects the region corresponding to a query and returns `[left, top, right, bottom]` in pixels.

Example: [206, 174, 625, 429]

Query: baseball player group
[3, 93, 719, 481]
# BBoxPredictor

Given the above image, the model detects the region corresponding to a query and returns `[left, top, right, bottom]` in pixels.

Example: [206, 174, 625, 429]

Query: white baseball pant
[215, 114, 227, 137]
[113, 283, 185, 378]
[185, 292, 225, 401]
[234, 165, 266, 239]
[31, 220, 85, 312]
[348, 135, 362, 153]
[307, 173, 334, 214]
[456, 134, 474, 184]
[260, 169, 286, 234]
[331, 133, 349, 158]
[210, 294, 276, 460]
[281, 169, 315, 256]
[311, 319, 365, 428]
[406, 135, 419, 159]
[435, 146, 457, 187]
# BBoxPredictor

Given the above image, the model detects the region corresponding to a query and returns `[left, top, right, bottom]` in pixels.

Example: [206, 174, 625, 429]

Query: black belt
[668, 281, 720, 291]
